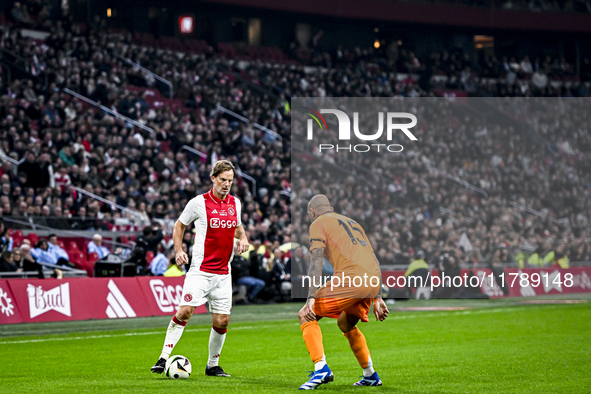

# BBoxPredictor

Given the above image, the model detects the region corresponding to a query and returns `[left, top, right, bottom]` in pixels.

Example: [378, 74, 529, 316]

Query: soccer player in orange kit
[298, 194, 389, 390]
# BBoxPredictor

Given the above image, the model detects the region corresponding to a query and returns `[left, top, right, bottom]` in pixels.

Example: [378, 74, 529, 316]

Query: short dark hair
[48, 233, 57, 239]
[210, 160, 236, 178]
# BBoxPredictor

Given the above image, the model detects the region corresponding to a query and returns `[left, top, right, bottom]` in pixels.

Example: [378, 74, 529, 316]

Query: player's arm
[233, 199, 249, 254]
[175, 197, 199, 267]
[371, 252, 389, 322]
[173, 220, 189, 267]
[234, 225, 249, 254]
[307, 247, 324, 298]
[300, 247, 324, 322]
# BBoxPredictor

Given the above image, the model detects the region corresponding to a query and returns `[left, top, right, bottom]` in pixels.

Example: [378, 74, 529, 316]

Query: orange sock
[343, 326, 371, 368]
[301, 321, 324, 363]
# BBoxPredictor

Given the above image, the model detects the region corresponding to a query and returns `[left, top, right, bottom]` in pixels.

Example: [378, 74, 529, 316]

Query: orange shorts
[312, 279, 378, 322]
[313, 296, 373, 322]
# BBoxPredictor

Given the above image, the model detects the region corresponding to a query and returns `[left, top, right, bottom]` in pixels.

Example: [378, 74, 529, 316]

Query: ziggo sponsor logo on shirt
[210, 218, 237, 228]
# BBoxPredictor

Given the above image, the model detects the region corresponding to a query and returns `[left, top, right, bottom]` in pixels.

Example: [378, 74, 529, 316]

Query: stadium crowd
[291, 97, 591, 273]
[289, 42, 591, 98]
[0, 6, 590, 293]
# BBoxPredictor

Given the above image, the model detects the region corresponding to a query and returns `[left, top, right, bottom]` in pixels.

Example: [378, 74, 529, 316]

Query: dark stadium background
[75, 0, 591, 68]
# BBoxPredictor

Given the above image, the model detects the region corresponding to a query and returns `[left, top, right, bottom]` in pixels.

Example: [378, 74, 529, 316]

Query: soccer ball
[165, 355, 192, 379]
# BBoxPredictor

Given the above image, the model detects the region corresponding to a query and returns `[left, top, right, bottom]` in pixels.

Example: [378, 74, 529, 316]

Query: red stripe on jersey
[200, 191, 238, 274]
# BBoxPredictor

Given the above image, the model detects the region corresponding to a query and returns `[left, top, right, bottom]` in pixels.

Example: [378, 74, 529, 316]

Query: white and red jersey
[179, 189, 242, 275]
[54, 172, 71, 191]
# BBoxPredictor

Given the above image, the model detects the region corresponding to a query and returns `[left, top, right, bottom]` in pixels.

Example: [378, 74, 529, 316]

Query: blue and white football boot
[299, 364, 334, 390]
[353, 371, 382, 386]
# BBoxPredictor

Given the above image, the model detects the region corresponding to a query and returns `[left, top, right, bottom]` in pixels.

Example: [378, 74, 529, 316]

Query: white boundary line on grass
[0, 324, 277, 345]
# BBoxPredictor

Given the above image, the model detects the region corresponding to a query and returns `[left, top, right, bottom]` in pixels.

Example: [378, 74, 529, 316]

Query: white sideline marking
[0, 324, 293, 345]
[3, 330, 170, 344]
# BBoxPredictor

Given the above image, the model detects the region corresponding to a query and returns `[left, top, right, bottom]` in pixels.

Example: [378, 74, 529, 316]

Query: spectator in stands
[405, 250, 430, 298]
[87, 234, 111, 259]
[231, 255, 252, 304]
[9, 2, 33, 27]
[270, 248, 291, 301]
[37, 153, 55, 189]
[164, 250, 185, 277]
[405, 250, 429, 278]
[434, 251, 462, 298]
[0, 221, 13, 253]
[124, 225, 164, 271]
[234, 251, 267, 303]
[520, 55, 534, 74]
[0, 251, 17, 272]
[28, 239, 65, 278]
[12, 246, 44, 278]
[290, 247, 309, 299]
[18, 152, 40, 189]
[53, 166, 72, 191]
[35, 205, 52, 228]
[47, 234, 70, 265]
[137, 225, 165, 255]
[149, 246, 170, 276]
[554, 243, 570, 268]
[58, 145, 75, 166]
[47, 206, 71, 230]
[71, 206, 95, 230]
[30, 239, 58, 266]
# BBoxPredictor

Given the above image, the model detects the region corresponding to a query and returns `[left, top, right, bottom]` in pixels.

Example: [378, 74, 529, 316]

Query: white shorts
[180, 271, 232, 315]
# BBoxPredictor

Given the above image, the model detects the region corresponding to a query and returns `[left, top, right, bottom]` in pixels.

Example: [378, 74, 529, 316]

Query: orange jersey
[309, 212, 379, 277]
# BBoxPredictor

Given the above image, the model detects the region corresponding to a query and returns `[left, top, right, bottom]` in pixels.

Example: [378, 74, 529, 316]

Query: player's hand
[175, 250, 189, 266]
[299, 298, 317, 322]
[236, 237, 249, 254]
[373, 298, 389, 321]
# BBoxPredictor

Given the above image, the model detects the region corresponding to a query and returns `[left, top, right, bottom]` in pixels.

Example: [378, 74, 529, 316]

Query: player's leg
[298, 310, 326, 370]
[150, 305, 196, 373]
[205, 274, 232, 377]
[338, 308, 382, 386]
[163, 305, 196, 358]
[297, 299, 334, 390]
[151, 273, 211, 374]
[205, 312, 230, 376]
[338, 312, 372, 370]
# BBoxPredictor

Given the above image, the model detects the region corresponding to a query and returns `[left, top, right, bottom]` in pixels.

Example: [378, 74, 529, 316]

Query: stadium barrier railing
[113, 53, 174, 99]
[63, 88, 157, 137]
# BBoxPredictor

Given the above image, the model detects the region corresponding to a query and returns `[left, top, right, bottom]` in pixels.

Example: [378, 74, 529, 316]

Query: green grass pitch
[1, 296, 590, 393]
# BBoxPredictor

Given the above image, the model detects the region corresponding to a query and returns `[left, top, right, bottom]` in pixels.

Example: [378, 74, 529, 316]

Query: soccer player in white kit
[151, 160, 249, 377]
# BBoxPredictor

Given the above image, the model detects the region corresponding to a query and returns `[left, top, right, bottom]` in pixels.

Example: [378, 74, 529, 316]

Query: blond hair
[210, 160, 236, 178]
